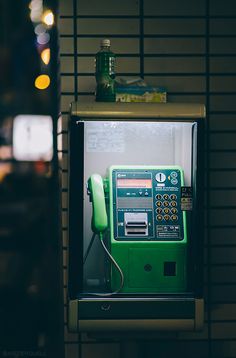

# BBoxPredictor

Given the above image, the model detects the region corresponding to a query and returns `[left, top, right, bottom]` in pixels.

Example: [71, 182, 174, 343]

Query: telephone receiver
[87, 174, 124, 295]
[87, 174, 108, 234]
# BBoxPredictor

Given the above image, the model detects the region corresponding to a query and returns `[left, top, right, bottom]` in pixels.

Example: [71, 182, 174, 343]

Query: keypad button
[163, 208, 170, 214]
[156, 215, 163, 221]
[170, 201, 177, 207]
[170, 194, 177, 200]
[155, 194, 162, 200]
[163, 194, 169, 200]
[163, 201, 169, 207]
[171, 208, 178, 214]
[164, 214, 170, 221]
[156, 208, 162, 214]
[171, 215, 178, 221]
[156, 201, 162, 207]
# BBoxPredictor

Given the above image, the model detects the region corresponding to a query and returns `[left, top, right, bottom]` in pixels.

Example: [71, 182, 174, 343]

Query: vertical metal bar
[139, 0, 144, 79]
[205, 0, 212, 357]
[73, 0, 78, 101]
[72, 2, 81, 357]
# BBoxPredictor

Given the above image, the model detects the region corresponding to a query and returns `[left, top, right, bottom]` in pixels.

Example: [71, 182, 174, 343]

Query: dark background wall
[0, 1, 63, 357]
[58, 0, 236, 357]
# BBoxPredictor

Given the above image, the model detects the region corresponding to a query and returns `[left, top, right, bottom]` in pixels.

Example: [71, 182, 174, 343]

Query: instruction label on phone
[181, 187, 193, 211]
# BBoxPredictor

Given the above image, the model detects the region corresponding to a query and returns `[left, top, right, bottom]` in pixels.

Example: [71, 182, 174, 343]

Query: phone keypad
[154, 194, 179, 222]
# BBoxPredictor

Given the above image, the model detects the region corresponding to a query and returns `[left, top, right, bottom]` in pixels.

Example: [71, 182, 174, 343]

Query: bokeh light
[29, 0, 43, 22]
[34, 75, 50, 90]
[41, 48, 50, 65]
[37, 33, 50, 45]
[34, 24, 46, 36]
[42, 10, 54, 26]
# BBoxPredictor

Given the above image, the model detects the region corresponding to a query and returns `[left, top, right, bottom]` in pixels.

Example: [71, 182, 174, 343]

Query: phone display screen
[117, 178, 152, 188]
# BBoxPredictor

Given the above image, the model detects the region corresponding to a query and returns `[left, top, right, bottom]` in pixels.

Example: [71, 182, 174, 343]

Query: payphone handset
[87, 174, 108, 234]
[88, 165, 187, 294]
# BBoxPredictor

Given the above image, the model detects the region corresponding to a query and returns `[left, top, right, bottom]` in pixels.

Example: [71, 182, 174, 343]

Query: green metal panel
[108, 165, 188, 293]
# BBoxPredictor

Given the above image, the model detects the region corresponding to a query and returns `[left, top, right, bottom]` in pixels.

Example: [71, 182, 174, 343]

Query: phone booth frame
[66, 102, 205, 333]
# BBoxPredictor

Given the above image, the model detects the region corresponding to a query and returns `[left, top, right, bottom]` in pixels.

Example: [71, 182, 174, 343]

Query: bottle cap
[101, 39, 110, 47]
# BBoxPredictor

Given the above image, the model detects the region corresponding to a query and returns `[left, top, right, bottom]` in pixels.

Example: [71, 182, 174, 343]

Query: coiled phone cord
[83, 232, 124, 296]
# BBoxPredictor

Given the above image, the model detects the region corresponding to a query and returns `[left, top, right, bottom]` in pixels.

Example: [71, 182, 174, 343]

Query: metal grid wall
[58, 0, 236, 357]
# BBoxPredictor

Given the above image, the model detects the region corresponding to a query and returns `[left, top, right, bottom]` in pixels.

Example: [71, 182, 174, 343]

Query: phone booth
[67, 102, 205, 332]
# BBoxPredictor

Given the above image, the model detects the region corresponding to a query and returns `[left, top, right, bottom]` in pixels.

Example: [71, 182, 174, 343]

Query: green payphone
[88, 165, 187, 294]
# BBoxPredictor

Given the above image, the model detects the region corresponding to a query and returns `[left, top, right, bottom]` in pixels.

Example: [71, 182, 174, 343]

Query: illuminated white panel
[13, 115, 53, 161]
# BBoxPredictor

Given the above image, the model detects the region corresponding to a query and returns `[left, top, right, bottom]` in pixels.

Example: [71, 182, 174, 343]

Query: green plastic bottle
[95, 39, 116, 102]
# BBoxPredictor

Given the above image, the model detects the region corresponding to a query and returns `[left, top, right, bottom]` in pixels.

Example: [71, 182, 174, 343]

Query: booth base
[68, 297, 204, 333]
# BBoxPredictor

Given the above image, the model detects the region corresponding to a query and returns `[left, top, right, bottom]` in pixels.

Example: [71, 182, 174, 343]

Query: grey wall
[58, 0, 236, 357]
